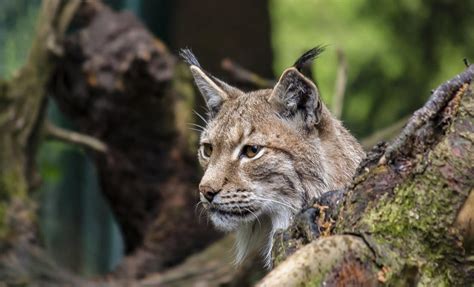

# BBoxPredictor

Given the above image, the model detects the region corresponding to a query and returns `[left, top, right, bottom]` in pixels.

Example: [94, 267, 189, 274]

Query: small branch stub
[44, 120, 108, 153]
[221, 58, 276, 88]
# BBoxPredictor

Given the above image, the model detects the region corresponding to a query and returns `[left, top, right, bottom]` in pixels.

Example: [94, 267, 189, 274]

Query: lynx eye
[242, 145, 261, 158]
[201, 143, 213, 158]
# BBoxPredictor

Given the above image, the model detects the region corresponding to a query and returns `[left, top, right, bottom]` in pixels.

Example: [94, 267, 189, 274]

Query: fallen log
[258, 65, 474, 286]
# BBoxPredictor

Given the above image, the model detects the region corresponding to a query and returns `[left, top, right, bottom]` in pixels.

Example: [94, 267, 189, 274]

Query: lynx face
[181, 48, 364, 267]
[198, 91, 310, 233]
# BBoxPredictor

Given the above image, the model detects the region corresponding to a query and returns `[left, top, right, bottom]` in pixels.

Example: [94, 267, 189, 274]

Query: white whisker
[200, 206, 209, 225]
[194, 201, 207, 224]
[187, 122, 207, 130]
[253, 196, 298, 212]
[245, 207, 261, 229]
[199, 105, 210, 113]
[188, 127, 204, 133]
[194, 201, 203, 214]
[193, 110, 209, 125]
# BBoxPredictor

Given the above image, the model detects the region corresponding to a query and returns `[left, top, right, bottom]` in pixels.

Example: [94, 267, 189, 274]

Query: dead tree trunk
[0, 0, 86, 285]
[47, 1, 221, 278]
[258, 65, 474, 286]
[1, 0, 219, 283]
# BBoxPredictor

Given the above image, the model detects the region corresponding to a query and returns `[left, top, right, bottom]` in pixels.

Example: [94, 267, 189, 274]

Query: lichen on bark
[263, 67, 474, 286]
[347, 83, 473, 284]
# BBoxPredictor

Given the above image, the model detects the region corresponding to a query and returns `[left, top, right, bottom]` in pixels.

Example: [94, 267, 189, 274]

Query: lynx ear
[270, 68, 322, 130]
[189, 66, 228, 116]
[180, 49, 235, 117]
[269, 47, 325, 130]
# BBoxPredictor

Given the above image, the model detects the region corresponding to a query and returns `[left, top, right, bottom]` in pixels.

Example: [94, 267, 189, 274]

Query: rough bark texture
[47, 1, 219, 277]
[261, 236, 378, 287]
[260, 65, 474, 286]
[0, 0, 269, 284]
[0, 0, 83, 285]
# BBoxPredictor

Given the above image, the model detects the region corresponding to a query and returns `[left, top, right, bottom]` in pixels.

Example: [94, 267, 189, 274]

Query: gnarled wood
[0, 0, 82, 285]
[48, 1, 219, 276]
[262, 65, 474, 286]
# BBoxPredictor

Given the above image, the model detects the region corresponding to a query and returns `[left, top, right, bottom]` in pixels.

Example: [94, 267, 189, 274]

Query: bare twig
[44, 120, 108, 153]
[332, 48, 348, 119]
[464, 58, 470, 68]
[360, 116, 410, 149]
[57, 1, 83, 36]
[384, 65, 474, 159]
[221, 58, 276, 88]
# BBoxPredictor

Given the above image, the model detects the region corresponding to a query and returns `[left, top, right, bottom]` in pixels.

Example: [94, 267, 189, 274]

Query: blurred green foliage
[37, 102, 123, 276]
[270, 0, 474, 137]
[0, 0, 123, 276]
[0, 0, 40, 78]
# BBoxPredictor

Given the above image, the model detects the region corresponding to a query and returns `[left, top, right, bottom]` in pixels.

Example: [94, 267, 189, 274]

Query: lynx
[181, 47, 365, 268]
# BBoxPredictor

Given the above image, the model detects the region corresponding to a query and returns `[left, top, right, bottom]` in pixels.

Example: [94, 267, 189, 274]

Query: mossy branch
[261, 65, 474, 286]
[44, 121, 108, 153]
[258, 235, 377, 287]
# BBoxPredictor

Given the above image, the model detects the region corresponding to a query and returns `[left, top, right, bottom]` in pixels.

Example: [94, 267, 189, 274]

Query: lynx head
[181, 47, 363, 268]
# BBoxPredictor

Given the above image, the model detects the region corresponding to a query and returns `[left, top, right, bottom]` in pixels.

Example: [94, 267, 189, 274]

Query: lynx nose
[200, 186, 220, 203]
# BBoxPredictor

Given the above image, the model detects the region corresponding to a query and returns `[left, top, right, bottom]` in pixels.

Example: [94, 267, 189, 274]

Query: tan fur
[184, 49, 365, 268]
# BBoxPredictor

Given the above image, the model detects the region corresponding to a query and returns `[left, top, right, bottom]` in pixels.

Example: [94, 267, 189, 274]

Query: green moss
[0, 167, 29, 240]
[172, 63, 199, 155]
[0, 116, 29, 241]
[0, 202, 7, 238]
[304, 274, 324, 287]
[0, 170, 27, 199]
[357, 98, 473, 285]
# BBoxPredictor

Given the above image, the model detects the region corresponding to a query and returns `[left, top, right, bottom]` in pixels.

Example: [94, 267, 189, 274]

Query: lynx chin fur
[181, 47, 365, 268]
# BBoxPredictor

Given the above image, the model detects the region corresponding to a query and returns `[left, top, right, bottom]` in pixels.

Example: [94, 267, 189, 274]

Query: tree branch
[221, 58, 276, 88]
[258, 235, 377, 287]
[261, 65, 474, 286]
[44, 120, 108, 153]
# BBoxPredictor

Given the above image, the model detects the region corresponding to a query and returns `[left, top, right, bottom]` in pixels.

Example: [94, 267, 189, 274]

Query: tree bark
[0, 0, 84, 285]
[0, 0, 267, 283]
[47, 1, 220, 277]
[259, 65, 474, 286]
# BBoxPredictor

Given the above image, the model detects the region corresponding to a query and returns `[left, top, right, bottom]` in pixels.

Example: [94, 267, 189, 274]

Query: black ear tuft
[179, 48, 243, 118]
[179, 48, 202, 68]
[293, 45, 326, 72]
[180, 48, 238, 90]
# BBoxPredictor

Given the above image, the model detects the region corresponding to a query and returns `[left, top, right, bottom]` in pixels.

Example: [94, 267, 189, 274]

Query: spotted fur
[182, 48, 365, 268]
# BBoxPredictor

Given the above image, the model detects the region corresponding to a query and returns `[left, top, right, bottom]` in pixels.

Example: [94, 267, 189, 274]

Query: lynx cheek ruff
[182, 47, 364, 268]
